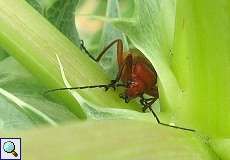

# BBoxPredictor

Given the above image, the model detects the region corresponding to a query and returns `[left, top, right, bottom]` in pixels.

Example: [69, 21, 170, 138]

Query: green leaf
[210, 139, 230, 160]
[27, 0, 57, 12]
[0, 0, 82, 131]
[0, 95, 35, 131]
[25, 0, 43, 14]
[26, 0, 81, 46]
[173, 0, 230, 136]
[0, 57, 77, 130]
[119, 0, 135, 17]
[45, 0, 81, 46]
[0, 47, 8, 61]
[4, 120, 218, 160]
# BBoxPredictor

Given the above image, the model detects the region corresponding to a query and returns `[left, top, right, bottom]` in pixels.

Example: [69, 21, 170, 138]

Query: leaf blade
[6, 120, 218, 160]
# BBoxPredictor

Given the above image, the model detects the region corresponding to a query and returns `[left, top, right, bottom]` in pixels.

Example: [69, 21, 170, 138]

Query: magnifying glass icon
[3, 141, 18, 157]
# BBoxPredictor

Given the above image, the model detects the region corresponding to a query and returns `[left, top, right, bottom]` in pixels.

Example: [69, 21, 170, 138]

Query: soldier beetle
[46, 39, 195, 132]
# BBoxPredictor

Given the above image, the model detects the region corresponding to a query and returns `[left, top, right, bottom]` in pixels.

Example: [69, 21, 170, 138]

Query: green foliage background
[0, 0, 229, 159]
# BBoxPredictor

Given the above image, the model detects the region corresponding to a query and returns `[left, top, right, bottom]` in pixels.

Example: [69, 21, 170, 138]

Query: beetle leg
[104, 80, 117, 91]
[104, 54, 133, 91]
[81, 38, 131, 90]
[115, 54, 132, 84]
[81, 39, 124, 66]
[139, 95, 195, 132]
[119, 93, 130, 103]
[139, 96, 157, 112]
[95, 39, 123, 63]
[80, 40, 97, 61]
[81, 39, 133, 91]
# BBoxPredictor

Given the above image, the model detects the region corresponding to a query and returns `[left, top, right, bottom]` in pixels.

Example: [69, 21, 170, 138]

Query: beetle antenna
[44, 83, 126, 94]
[147, 106, 195, 132]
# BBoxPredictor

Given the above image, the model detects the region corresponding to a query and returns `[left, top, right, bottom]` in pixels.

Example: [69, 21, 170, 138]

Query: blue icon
[3, 141, 18, 157]
[0, 138, 21, 160]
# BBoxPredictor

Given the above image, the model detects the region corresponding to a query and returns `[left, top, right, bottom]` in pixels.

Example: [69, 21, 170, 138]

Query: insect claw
[119, 93, 124, 99]
[110, 80, 117, 84]
[142, 105, 149, 112]
[142, 107, 146, 112]
[140, 99, 144, 105]
[104, 86, 109, 91]
[80, 40, 84, 50]
[104, 80, 118, 91]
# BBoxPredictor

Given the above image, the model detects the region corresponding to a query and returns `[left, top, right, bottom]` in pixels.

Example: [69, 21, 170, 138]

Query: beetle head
[119, 80, 145, 103]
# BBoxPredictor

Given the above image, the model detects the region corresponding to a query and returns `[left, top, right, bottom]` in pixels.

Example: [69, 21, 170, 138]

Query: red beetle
[47, 39, 195, 132]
